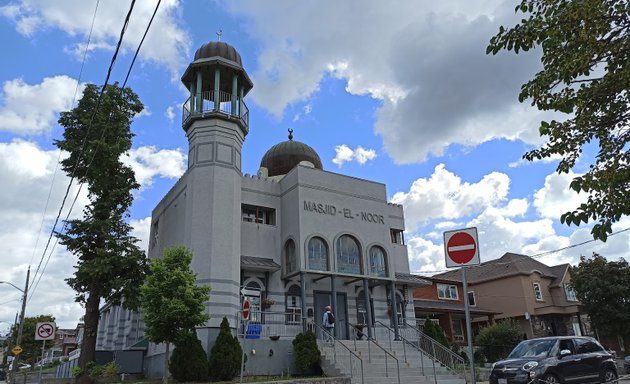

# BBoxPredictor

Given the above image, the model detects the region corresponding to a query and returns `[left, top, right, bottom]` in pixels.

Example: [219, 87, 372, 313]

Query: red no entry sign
[242, 299, 251, 321]
[444, 227, 480, 268]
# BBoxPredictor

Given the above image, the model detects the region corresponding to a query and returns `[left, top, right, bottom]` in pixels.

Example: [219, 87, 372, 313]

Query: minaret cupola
[181, 40, 253, 135]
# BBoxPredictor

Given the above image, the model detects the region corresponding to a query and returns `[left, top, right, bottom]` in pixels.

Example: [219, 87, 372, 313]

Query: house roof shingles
[433, 252, 569, 285]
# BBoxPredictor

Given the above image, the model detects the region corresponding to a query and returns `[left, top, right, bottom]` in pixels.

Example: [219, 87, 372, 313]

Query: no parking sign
[35, 322, 56, 341]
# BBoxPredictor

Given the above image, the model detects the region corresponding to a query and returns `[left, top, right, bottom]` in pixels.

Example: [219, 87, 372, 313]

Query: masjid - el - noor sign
[303, 200, 385, 224]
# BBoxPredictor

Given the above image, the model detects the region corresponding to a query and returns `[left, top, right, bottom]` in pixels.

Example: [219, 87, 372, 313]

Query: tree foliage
[208, 317, 244, 381]
[7, 315, 55, 366]
[474, 320, 522, 363]
[422, 319, 449, 347]
[54, 82, 147, 384]
[141, 246, 210, 384]
[169, 331, 209, 382]
[292, 331, 321, 374]
[570, 253, 630, 336]
[487, 0, 630, 241]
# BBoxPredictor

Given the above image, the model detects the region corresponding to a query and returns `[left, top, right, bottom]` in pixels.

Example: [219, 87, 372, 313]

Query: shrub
[208, 317, 244, 381]
[292, 331, 321, 374]
[170, 331, 209, 382]
[474, 320, 521, 363]
[422, 319, 449, 347]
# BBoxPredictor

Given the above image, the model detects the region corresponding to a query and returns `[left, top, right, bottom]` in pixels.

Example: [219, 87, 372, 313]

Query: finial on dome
[288, 128, 293, 141]
[216, 29, 223, 41]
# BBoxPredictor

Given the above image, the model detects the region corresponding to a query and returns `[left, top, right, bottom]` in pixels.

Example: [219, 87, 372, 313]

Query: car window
[558, 339, 575, 354]
[508, 339, 555, 358]
[575, 338, 604, 354]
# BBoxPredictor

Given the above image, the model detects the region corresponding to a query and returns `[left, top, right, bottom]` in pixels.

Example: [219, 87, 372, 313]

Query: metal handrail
[348, 321, 400, 384]
[182, 90, 249, 129]
[310, 321, 364, 384]
[402, 321, 466, 375]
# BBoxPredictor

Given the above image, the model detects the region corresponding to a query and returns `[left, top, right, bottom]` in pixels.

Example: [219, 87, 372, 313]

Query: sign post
[444, 227, 480, 384]
[239, 299, 250, 384]
[35, 321, 55, 384]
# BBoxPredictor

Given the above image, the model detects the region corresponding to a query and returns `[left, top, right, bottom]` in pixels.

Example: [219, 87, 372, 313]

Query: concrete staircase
[319, 339, 466, 384]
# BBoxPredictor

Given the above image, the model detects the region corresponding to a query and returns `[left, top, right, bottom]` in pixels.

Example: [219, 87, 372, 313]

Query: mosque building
[96, 39, 427, 376]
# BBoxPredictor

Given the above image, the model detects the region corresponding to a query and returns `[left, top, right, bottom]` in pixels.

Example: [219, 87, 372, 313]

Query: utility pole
[9, 267, 30, 384]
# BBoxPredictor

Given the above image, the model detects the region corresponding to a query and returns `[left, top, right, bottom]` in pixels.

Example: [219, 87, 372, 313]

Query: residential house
[412, 276, 498, 344]
[433, 253, 591, 340]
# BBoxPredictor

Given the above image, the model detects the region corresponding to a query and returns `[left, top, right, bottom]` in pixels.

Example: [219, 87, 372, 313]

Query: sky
[0, 0, 628, 331]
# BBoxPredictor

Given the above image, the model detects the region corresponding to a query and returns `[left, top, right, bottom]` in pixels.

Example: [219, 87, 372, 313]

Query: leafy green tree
[292, 331, 321, 374]
[54, 82, 147, 384]
[570, 253, 630, 337]
[141, 246, 210, 384]
[208, 317, 244, 381]
[170, 331, 209, 382]
[487, 0, 630, 241]
[6, 315, 55, 367]
[422, 318, 449, 347]
[474, 320, 522, 362]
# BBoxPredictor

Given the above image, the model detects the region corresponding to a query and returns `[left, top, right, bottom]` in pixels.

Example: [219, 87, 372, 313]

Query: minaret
[180, 39, 253, 341]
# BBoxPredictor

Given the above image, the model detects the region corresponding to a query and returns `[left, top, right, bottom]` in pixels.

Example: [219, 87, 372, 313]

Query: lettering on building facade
[303, 201, 384, 224]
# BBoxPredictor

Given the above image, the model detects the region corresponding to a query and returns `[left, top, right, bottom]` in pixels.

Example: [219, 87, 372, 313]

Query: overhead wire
[412, 226, 630, 276]
[29, 0, 163, 301]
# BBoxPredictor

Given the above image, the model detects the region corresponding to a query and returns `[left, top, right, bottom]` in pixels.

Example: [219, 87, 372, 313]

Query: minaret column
[195, 71, 203, 113]
[214, 68, 221, 110]
[231, 74, 238, 115]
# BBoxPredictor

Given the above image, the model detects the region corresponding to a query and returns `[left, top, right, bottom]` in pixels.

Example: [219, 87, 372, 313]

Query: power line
[29, 0, 137, 300]
[412, 226, 630, 276]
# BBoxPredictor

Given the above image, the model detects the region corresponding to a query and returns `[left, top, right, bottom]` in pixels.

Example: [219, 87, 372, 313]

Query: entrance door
[314, 291, 348, 339]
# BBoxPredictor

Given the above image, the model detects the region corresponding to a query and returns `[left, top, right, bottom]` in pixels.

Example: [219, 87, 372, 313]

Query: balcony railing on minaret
[182, 90, 249, 132]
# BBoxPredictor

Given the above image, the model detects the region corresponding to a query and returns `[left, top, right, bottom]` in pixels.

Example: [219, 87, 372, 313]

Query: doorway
[314, 291, 348, 339]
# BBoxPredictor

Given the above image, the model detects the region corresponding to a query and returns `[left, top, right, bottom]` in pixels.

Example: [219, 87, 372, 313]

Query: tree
[291, 331, 321, 375]
[141, 246, 210, 384]
[54, 83, 147, 384]
[422, 318, 449, 347]
[570, 253, 630, 337]
[169, 331, 209, 382]
[6, 315, 55, 367]
[474, 320, 522, 363]
[208, 317, 244, 381]
[487, 0, 630, 241]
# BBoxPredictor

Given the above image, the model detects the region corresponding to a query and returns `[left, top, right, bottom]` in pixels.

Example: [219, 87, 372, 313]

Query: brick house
[433, 253, 591, 340]
[412, 276, 498, 344]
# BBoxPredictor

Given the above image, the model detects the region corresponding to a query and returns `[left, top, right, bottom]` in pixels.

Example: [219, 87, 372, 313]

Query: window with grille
[336, 235, 361, 274]
[308, 237, 328, 271]
[285, 285, 302, 325]
[369, 246, 387, 277]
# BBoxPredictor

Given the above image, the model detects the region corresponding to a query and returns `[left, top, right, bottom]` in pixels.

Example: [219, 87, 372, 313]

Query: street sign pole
[38, 340, 45, 384]
[462, 267, 476, 384]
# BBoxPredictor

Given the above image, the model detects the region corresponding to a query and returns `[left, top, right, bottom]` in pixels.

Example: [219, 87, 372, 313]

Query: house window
[336, 235, 361, 274]
[241, 204, 276, 225]
[285, 285, 302, 325]
[533, 282, 543, 301]
[467, 291, 476, 306]
[308, 237, 328, 271]
[437, 284, 458, 300]
[390, 229, 404, 245]
[284, 239, 297, 273]
[564, 284, 578, 301]
[369, 246, 387, 277]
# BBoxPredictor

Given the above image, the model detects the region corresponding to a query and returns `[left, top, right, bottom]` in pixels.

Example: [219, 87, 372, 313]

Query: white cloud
[332, 144, 377, 166]
[533, 171, 587, 219]
[391, 164, 510, 231]
[1, 0, 190, 76]
[130, 217, 151, 254]
[225, 0, 558, 164]
[165, 106, 175, 123]
[0, 76, 82, 135]
[121, 146, 186, 189]
[508, 153, 563, 168]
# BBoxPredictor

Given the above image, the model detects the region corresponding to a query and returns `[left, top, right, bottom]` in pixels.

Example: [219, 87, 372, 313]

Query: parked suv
[489, 336, 618, 384]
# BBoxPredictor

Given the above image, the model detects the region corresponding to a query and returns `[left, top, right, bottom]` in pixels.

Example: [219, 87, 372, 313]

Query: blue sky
[0, 0, 628, 329]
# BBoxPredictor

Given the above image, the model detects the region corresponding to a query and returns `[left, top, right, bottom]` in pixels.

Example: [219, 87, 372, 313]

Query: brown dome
[194, 41, 243, 67]
[260, 131, 323, 177]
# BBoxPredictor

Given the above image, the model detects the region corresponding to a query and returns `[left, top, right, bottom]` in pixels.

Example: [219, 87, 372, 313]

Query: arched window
[284, 239, 297, 273]
[285, 285, 302, 325]
[336, 235, 361, 274]
[369, 246, 387, 277]
[308, 237, 328, 271]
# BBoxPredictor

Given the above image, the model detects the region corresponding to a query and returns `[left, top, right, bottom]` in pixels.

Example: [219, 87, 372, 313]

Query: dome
[260, 130, 323, 177]
[194, 41, 243, 68]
